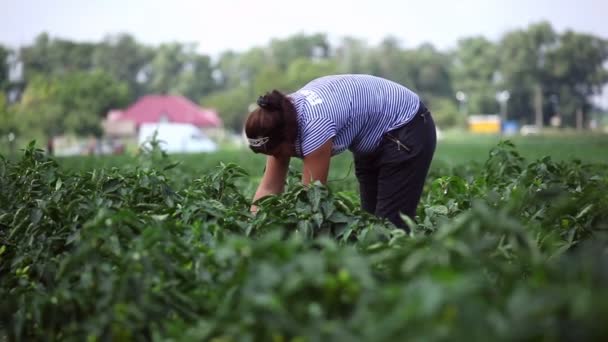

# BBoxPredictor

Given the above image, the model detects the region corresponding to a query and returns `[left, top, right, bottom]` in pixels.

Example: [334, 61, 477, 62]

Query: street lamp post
[7, 132, 16, 158]
[456, 91, 468, 116]
[496, 90, 510, 136]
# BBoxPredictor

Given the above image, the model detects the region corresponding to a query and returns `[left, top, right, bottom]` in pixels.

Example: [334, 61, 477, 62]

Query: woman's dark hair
[245, 89, 298, 154]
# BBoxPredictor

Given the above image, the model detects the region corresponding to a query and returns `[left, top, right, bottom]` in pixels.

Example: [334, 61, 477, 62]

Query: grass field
[54, 132, 608, 182]
[436, 131, 608, 165]
[35, 132, 603, 200]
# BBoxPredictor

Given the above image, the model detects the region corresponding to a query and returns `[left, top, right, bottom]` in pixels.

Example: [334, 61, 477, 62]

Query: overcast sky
[2, 0, 607, 54]
[1, 0, 607, 107]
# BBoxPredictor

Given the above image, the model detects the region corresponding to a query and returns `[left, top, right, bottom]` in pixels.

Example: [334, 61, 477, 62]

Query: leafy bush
[1, 141, 607, 341]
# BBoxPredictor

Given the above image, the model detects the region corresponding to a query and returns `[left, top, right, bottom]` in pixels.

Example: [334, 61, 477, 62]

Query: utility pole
[496, 90, 510, 136]
[576, 108, 584, 130]
[534, 84, 543, 129]
[456, 91, 468, 116]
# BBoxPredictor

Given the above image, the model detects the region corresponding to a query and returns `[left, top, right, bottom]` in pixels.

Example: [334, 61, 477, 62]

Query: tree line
[0, 21, 607, 143]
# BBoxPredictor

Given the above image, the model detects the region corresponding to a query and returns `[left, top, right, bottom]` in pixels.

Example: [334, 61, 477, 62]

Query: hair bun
[257, 91, 284, 111]
[256, 95, 269, 109]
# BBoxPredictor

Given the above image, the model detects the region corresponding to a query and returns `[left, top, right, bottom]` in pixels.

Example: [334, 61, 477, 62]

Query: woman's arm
[302, 139, 332, 185]
[251, 154, 290, 212]
[251, 139, 332, 212]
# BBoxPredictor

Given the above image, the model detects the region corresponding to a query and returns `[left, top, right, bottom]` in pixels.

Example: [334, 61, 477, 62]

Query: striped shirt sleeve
[300, 115, 337, 157]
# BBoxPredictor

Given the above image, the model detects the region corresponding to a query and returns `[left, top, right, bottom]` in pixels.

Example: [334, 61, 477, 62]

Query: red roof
[113, 95, 222, 128]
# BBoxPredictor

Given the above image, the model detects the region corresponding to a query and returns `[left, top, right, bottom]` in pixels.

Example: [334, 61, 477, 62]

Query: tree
[365, 39, 453, 102]
[0, 45, 10, 93]
[269, 33, 331, 70]
[20, 32, 96, 80]
[17, 71, 129, 139]
[451, 37, 500, 115]
[0, 93, 16, 135]
[145, 43, 216, 100]
[368, 36, 414, 87]
[11, 26, 606, 133]
[16, 75, 62, 140]
[499, 21, 557, 125]
[146, 43, 186, 95]
[56, 71, 129, 136]
[333, 36, 374, 74]
[202, 86, 251, 132]
[211, 33, 332, 94]
[544, 31, 608, 128]
[283, 58, 339, 91]
[252, 65, 289, 96]
[174, 53, 216, 100]
[405, 43, 453, 101]
[216, 47, 277, 94]
[428, 96, 465, 128]
[498, 22, 608, 128]
[0, 93, 19, 156]
[92, 33, 153, 100]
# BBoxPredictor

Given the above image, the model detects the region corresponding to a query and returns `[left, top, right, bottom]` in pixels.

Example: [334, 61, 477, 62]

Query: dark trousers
[354, 102, 437, 230]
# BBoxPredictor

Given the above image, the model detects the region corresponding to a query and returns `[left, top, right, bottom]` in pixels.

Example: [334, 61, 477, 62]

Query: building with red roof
[103, 95, 222, 137]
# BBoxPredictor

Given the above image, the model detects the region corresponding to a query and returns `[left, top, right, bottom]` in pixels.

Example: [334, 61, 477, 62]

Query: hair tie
[248, 136, 269, 147]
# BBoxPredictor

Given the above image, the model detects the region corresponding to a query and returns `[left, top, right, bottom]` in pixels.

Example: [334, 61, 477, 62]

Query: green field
[2, 134, 608, 341]
[44, 132, 608, 204]
[56, 132, 608, 167]
[435, 131, 608, 165]
[54, 132, 608, 193]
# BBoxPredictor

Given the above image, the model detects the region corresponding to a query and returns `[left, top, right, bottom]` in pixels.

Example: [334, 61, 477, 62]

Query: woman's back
[291, 74, 421, 156]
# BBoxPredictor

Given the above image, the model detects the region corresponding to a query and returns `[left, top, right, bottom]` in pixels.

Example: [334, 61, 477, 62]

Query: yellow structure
[468, 115, 501, 133]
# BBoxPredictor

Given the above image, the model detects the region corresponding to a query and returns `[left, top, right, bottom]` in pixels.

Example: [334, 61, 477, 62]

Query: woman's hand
[250, 153, 290, 213]
[250, 139, 332, 213]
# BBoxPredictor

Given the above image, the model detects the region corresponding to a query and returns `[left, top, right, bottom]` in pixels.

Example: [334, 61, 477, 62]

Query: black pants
[354, 102, 437, 230]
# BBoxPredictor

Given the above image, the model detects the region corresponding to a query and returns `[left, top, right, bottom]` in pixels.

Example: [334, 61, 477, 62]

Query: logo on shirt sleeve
[299, 89, 323, 106]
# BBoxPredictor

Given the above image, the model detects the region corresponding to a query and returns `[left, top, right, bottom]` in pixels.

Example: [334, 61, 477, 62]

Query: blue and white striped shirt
[289, 74, 421, 158]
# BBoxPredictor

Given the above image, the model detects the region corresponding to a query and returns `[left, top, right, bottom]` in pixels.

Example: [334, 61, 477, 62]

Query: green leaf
[321, 200, 335, 219]
[297, 220, 313, 239]
[103, 179, 122, 193]
[575, 204, 593, 219]
[307, 186, 322, 212]
[328, 211, 351, 224]
[311, 212, 324, 228]
[30, 208, 42, 225]
[430, 205, 449, 216]
[163, 161, 181, 171]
